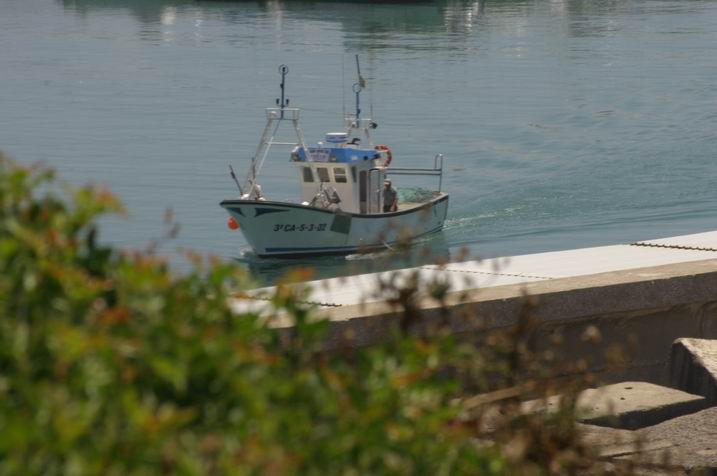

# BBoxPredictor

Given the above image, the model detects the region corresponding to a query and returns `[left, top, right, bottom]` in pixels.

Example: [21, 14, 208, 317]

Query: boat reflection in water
[237, 231, 451, 286]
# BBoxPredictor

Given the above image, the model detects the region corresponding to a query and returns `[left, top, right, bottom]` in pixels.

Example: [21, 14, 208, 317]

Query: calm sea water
[2, 0, 717, 283]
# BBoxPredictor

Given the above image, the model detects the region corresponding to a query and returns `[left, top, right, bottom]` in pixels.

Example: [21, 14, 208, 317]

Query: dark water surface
[2, 0, 717, 283]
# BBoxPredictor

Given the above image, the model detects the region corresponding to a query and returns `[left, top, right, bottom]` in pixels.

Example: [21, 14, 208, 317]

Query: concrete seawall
[319, 259, 717, 383]
[235, 231, 717, 384]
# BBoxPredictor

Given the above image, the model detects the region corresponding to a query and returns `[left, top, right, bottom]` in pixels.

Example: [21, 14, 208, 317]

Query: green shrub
[0, 154, 626, 475]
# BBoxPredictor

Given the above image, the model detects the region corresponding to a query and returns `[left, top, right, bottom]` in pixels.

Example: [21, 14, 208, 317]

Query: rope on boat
[629, 242, 717, 252]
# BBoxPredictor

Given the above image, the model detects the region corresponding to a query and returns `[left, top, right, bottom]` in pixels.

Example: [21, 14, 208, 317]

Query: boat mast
[347, 54, 376, 147]
[354, 55, 363, 121]
[277, 64, 289, 118]
[241, 65, 313, 197]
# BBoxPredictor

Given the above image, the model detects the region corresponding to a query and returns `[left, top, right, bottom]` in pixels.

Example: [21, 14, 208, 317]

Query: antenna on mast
[276, 64, 290, 118]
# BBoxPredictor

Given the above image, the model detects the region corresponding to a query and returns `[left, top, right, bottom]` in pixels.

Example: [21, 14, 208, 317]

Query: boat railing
[386, 154, 445, 192]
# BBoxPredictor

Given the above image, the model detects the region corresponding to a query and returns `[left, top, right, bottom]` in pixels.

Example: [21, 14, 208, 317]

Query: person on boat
[382, 179, 398, 213]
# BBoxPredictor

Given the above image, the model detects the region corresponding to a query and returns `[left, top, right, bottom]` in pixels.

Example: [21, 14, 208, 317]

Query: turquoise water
[2, 0, 717, 283]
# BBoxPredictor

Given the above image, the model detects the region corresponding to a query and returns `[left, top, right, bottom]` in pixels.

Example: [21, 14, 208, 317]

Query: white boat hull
[221, 193, 449, 257]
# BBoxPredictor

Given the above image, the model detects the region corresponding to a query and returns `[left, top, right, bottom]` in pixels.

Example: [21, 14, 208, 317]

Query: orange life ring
[375, 144, 392, 166]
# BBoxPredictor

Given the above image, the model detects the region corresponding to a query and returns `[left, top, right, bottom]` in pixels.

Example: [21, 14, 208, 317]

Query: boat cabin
[291, 132, 389, 214]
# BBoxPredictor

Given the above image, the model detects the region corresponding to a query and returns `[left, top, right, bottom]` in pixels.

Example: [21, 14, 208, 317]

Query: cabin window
[334, 168, 347, 183]
[351, 166, 357, 183]
[302, 167, 314, 183]
[317, 167, 330, 183]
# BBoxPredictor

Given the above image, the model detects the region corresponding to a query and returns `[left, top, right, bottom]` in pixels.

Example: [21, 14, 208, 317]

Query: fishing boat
[220, 61, 449, 258]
